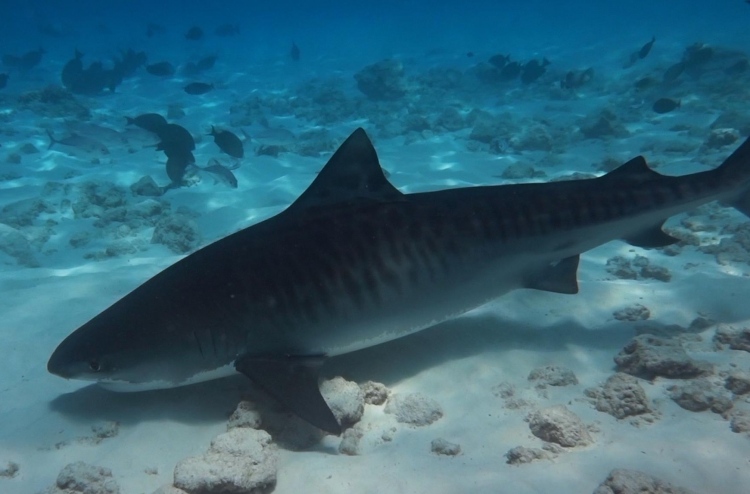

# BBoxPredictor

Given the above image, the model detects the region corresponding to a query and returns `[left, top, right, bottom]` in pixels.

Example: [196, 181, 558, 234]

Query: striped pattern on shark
[48, 128, 750, 434]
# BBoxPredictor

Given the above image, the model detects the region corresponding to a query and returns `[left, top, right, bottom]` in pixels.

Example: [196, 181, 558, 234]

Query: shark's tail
[716, 135, 750, 217]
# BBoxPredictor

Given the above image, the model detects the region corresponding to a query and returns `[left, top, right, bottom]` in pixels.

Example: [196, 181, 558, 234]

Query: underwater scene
[1, 0, 750, 493]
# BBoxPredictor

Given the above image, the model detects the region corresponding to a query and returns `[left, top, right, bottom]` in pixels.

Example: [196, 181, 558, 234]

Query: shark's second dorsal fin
[601, 156, 663, 183]
[286, 128, 404, 213]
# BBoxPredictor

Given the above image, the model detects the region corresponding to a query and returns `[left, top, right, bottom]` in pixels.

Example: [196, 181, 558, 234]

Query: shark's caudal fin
[717, 135, 750, 217]
[602, 136, 750, 248]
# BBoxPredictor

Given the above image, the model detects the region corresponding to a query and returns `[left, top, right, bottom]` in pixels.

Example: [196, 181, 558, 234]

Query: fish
[146, 22, 166, 38]
[500, 61, 521, 80]
[663, 61, 686, 82]
[156, 123, 196, 157]
[488, 54, 509, 69]
[0, 73, 7, 89]
[113, 48, 147, 79]
[634, 76, 658, 91]
[652, 98, 680, 114]
[165, 149, 195, 185]
[215, 23, 239, 36]
[47, 128, 750, 434]
[560, 68, 594, 90]
[202, 158, 238, 188]
[184, 82, 214, 95]
[725, 59, 749, 76]
[125, 113, 168, 135]
[145, 62, 175, 77]
[209, 126, 244, 158]
[185, 26, 204, 41]
[38, 22, 69, 38]
[3, 48, 45, 71]
[196, 55, 217, 71]
[46, 129, 110, 155]
[638, 36, 656, 59]
[60, 50, 125, 95]
[290, 42, 300, 61]
[683, 43, 713, 68]
[520, 58, 550, 84]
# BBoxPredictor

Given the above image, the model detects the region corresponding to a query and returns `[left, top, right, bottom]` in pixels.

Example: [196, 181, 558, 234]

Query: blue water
[2, 1, 748, 68]
[2, 1, 750, 493]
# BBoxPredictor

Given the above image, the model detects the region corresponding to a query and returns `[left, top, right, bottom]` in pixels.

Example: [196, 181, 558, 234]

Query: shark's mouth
[95, 363, 238, 392]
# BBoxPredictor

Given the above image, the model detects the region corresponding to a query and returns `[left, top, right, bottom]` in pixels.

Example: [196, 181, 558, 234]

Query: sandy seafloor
[2, 2, 750, 493]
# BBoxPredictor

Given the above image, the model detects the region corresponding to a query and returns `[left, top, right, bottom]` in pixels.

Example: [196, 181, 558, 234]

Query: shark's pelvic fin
[526, 255, 580, 294]
[235, 354, 342, 435]
[286, 127, 404, 213]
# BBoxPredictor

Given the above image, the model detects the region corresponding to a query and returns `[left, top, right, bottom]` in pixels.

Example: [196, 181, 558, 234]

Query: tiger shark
[48, 128, 750, 434]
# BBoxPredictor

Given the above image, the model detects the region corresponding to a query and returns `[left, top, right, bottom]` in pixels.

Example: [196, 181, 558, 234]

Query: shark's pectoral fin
[527, 255, 580, 294]
[623, 222, 679, 248]
[235, 354, 342, 435]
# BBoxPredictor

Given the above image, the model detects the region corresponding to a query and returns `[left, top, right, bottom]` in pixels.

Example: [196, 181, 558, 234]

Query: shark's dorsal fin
[235, 354, 342, 435]
[286, 128, 404, 213]
[602, 156, 663, 183]
[526, 255, 580, 294]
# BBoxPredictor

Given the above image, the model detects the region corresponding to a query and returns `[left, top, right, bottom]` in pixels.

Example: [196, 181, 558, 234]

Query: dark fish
[61, 48, 143, 95]
[3, 48, 45, 71]
[113, 48, 147, 79]
[184, 82, 214, 95]
[209, 126, 244, 158]
[146, 62, 175, 77]
[185, 26, 204, 40]
[520, 58, 550, 84]
[165, 149, 195, 184]
[634, 76, 658, 91]
[61, 49, 84, 88]
[2, 54, 21, 67]
[560, 68, 594, 89]
[180, 56, 216, 77]
[0, 73, 7, 89]
[215, 23, 239, 36]
[125, 113, 168, 134]
[663, 61, 686, 82]
[195, 55, 217, 71]
[500, 60, 521, 80]
[653, 98, 680, 114]
[725, 59, 749, 76]
[203, 159, 238, 188]
[38, 22, 68, 38]
[156, 123, 196, 157]
[290, 42, 300, 61]
[466, 52, 474, 58]
[21, 48, 45, 69]
[638, 36, 656, 59]
[488, 54, 509, 69]
[683, 43, 713, 68]
[146, 23, 166, 38]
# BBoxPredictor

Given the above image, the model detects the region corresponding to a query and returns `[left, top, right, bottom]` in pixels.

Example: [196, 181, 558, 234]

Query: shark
[48, 128, 750, 435]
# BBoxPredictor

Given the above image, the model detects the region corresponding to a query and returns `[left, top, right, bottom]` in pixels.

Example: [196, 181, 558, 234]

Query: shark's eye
[88, 359, 102, 372]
